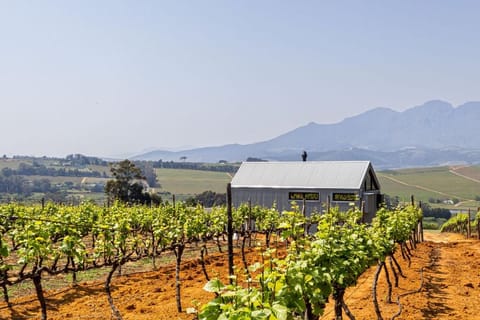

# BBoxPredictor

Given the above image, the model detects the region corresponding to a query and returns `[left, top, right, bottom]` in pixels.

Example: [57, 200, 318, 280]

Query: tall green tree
[105, 160, 160, 204]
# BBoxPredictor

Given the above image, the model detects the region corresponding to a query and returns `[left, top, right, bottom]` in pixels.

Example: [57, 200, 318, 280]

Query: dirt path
[1, 232, 480, 319]
[418, 233, 480, 319]
[321, 231, 480, 319]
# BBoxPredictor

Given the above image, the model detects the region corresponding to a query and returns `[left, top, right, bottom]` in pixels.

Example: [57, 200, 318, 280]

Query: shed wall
[231, 187, 362, 216]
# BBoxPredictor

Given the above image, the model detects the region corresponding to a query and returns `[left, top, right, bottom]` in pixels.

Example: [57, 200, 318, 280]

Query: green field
[0, 158, 25, 169]
[378, 166, 480, 210]
[155, 168, 232, 196]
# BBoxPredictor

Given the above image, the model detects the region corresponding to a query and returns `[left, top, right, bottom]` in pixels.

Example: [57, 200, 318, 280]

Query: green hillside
[377, 166, 480, 210]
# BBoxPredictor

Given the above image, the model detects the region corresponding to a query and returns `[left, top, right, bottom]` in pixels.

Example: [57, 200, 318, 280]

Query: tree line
[151, 160, 239, 173]
[2, 163, 105, 178]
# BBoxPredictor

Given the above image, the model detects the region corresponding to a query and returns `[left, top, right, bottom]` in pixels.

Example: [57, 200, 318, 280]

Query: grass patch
[155, 168, 232, 195]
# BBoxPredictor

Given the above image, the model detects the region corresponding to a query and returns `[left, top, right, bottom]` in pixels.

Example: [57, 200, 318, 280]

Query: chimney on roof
[301, 151, 307, 162]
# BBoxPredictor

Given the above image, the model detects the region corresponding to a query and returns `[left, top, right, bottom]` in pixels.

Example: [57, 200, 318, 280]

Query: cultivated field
[378, 166, 480, 210]
[1, 231, 479, 319]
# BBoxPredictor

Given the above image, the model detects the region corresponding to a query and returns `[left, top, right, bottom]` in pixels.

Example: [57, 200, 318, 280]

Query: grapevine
[0, 200, 423, 320]
[199, 203, 423, 320]
[0, 202, 230, 319]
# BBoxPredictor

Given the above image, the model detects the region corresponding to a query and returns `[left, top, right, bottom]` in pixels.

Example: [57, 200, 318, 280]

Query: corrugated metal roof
[230, 161, 373, 189]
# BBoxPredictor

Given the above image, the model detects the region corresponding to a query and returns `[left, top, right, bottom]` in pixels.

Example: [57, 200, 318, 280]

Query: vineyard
[0, 200, 424, 320]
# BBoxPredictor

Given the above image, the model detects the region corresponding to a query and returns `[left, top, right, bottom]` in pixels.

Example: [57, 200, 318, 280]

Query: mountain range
[132, 100, 480, 169]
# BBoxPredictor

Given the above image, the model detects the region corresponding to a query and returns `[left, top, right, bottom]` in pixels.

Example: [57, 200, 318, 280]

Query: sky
[1, 1, 479, 158]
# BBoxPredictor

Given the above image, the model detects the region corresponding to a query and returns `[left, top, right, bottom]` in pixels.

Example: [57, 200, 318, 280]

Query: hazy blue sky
[1, 1, 479, 157]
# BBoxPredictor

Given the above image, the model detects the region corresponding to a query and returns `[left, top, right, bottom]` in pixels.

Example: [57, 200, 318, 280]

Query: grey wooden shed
[230, 161, 381, 222]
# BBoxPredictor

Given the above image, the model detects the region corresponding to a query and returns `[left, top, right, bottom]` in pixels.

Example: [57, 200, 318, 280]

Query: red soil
[1, 232, 480, 320]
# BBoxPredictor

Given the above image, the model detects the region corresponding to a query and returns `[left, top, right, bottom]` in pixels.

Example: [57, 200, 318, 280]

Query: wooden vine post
[227, 183, 234, 283]
[419, 201, 424, 242]
[477, 207, 480, 240]
[303, 198, 308, 236]
[326, 195, 331, 214]
[361, 200, 365, 223]
[410, 195, 417, 243]
[467, 208, 471, 239]
[248, 199, 252, 234]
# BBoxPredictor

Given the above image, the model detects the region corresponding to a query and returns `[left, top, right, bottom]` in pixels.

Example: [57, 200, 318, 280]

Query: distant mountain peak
[369, 106, 397, 113]
[342, 106, 397, 125]
[408, 100, 453, 113]
[132, 100, 480, 168]
[457, 101, 480, 112]
[423, 99, 452, 106]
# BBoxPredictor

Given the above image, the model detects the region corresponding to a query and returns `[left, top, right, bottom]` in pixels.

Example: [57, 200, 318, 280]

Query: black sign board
[332, 193, 358, 202]
[288, 192, 320, 201]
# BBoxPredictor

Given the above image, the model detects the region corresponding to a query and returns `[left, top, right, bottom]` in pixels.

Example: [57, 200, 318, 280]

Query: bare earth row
[0, 232, 478, 320]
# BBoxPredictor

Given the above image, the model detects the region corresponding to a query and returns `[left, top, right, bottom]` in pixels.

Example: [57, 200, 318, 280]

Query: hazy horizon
[2, 1, 479, 158]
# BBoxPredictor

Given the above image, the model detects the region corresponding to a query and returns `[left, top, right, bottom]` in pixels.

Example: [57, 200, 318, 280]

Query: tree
[32, 178, 56, 193]
[422, 204, 451, 219]
[1, 168, 13, 177]
[134, 161, 159, 187]
[105, 160, 150, 204]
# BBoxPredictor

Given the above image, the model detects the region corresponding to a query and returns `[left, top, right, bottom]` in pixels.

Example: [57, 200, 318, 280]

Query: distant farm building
[230, 161, 381, 222]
